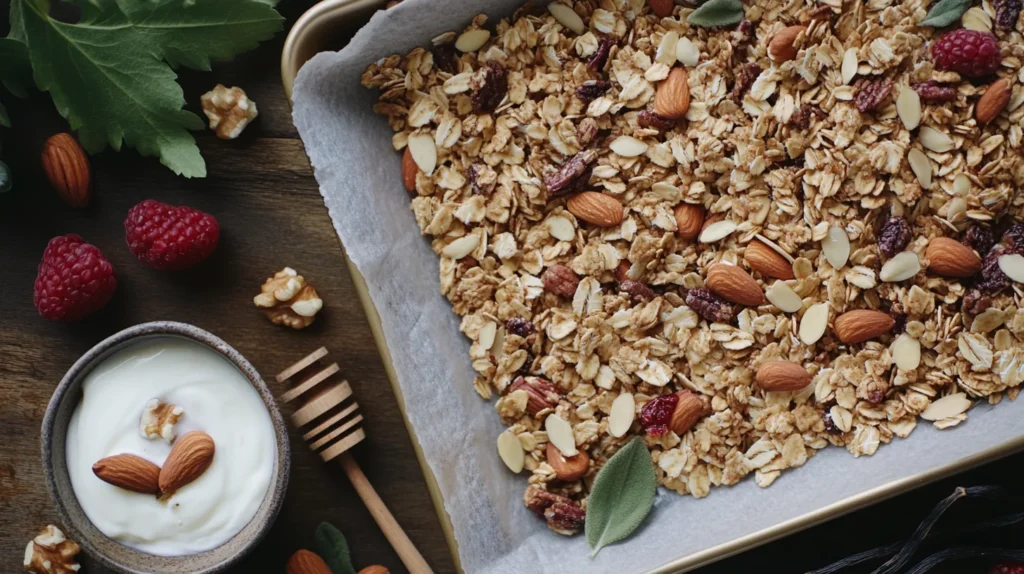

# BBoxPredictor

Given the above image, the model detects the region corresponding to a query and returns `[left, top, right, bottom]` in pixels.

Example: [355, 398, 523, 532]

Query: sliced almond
[566, 192, 623, 227]
[998, 253, 1024, 283]
[896, 86, 921, 131]
[879, 251, 921, 282]
[799, 302, 829, 345]
[822, 226, 851, 270]
[609, 135, 648, 157]
[547, 3, 584, 35]
[907, 148, 932, 190]
[442, 234, 480, 259]
[756, 361, 812, 392]
[841, 48, 858, 85]
[497, 429, 525, 473]
[920, 126, 954, 153]
[546, 442, 589, 481]
[544, 414, 577, 456]
[92, 454, 161, 494]
[454, 29, 491, 52]
[159, 431, 215, 495]
[920, 393, 971, 421]
[546, 215, 576, 241]
[744, 240, 794, 279]
[698, 219, 737, 243]
[608, 392, 635, 438]
[675, 37, 700, 67]
[892, 334, 921, 371]
[706, 263, 765, 306]
[833, 309, 895, 344]
[407, 133, 437, 175]
[765, 281, 803, 313]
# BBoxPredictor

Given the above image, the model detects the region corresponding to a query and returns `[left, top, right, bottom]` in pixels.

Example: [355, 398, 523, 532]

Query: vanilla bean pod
[904, 547, 1024, 574]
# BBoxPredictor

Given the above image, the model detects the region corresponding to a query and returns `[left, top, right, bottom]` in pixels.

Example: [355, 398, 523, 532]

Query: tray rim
[280, 2, 1024, 572]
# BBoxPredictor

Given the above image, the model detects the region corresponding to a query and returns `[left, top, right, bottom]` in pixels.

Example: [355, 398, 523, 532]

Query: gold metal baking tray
[281, 3, 1024, 571]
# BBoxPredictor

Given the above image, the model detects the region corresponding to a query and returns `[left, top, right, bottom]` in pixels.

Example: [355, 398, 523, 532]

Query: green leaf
[13, 0, 283, 177]
[687, 0, 744, 27]
[0, 101, 8, 127]
[920, 0, 972, 26]
[0, 38, 32, 97]
[314, 522, 357, 574]
[585, 437, 657, 556]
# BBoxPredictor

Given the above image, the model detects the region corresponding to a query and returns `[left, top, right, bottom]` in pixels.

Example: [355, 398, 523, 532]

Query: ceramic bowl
[41, 321, 290, 574]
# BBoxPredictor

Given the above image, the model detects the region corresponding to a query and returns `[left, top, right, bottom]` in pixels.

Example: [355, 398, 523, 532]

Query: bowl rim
[40, 321, 291, 574]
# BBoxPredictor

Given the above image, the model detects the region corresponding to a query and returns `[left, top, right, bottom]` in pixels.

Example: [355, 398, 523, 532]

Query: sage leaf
[920, 0, 972, 26]
[585, 437, 657, 556]
[315, 522, 357, 574]
[687, 0, 745, 28]
[0, 38, 31, 98]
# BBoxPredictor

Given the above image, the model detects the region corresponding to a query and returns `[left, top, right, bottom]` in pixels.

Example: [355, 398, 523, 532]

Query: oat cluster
[362, 0, 1024, 536]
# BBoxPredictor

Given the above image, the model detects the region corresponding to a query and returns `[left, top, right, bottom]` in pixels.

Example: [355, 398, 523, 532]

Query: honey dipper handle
[339, 453, 434, 574]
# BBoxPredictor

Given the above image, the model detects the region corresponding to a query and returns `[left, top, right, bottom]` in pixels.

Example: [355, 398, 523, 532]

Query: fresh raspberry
[125, 200, 220, 270]
[990, 562, 1024, 574]
[33, 234, 117, 321]
[930, 29, 1001, 78]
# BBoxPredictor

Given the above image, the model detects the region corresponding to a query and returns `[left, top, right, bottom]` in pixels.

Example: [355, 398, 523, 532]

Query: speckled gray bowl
[41, 322, 290, 574]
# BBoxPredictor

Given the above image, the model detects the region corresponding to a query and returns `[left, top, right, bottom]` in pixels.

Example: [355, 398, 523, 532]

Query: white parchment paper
[291, 2, 1024, 571]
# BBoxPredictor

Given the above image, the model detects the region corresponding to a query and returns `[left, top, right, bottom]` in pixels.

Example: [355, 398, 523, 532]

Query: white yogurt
[65, 337, 276, 556]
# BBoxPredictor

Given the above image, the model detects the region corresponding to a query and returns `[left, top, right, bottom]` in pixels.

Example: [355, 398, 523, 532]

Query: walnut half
[140, 398, 184, 443]
[200, 85, 258, 140]
[24, 525, 80, 574]
[254, 267, 323, 329]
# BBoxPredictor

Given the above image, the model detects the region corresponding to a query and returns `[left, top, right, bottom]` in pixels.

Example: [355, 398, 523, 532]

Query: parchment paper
[291, 2, 1024, 571]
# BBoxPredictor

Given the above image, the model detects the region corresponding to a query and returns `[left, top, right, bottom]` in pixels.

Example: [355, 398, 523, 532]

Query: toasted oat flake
[698, 220, 737, 243]
[608, 393, 635, 438]
[545, 414, 578, 456]
[822, 226, 851, 270]
[920, 393, 971, 421]
[907, 148, 932, 190]
[892, 334, 921, 371]
[799, 303, 829, 345]
[880, 252, 921, 283]
[547, 2, 584, 35]
[497, 429, 525, 472]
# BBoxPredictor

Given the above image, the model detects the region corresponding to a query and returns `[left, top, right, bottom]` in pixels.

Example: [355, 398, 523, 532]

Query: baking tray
[281, 3, 1024, 572]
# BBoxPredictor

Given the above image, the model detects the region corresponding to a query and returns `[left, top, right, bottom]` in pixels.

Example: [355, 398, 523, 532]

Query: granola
[362, 0, 1024, 536]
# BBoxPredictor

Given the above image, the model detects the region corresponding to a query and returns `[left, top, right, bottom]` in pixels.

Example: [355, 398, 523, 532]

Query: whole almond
[976, 78, 1011, 124]
[567, 191, 623, 227]
[158, 430, 215, 495]
[546, 442, 590, 481]
[756, 361, 812, 392]
[833, 309, 895, 344]
[926, 237, 982, 277]
[706, 263, 765, 306]
[768, 25, 807, 63]
[41, 133, 91, 208]
[615, 260, 631, 282]
[358, 567, 391, 574]
[674, 203, 705, 240]
[649, 0, 674, 17]
[654, 67, 690, 119]
[744, 240, 795, 280]
[401, 147, 417, 192]
[92, 453, 160, 494]
[287, 549, 332, 574]
[670, 391, 706, 435]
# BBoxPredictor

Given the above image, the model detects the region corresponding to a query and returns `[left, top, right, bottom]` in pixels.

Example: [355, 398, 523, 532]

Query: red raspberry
[33, 234, 117, 321]
[990, 562, 1024, 574]
[125, 200, 220, 270]
[930, 29, 1001, 77]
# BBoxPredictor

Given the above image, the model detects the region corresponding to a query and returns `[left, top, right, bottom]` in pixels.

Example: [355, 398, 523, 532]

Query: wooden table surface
[2, 2, 1022, 573]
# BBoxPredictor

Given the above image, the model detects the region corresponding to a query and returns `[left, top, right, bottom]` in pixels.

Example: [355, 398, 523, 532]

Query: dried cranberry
[912, 81, 958, 104]
[577, 118, 599, 147]
[543, 149, 598, 196]
[640, 393, 679, 437]
[576, 80, 611, 102]
[685, 287, 737, 323]
[431, 43, 459, 74]
[731, 62, 760, 102]
[964, 224, 996, 256]
[854, 77, 894, 113]
[995, 0, 1023, 29]
[637, 110, 675, 131]
[878, 216, 912, 258]
[506, 317, 536, 337]
[588, 37, 615, 72]
[823, 412, 842, 435]
[471, 62, 508, 114]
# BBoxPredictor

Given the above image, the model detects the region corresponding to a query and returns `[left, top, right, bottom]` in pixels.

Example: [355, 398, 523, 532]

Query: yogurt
[65, 337, 276, 556]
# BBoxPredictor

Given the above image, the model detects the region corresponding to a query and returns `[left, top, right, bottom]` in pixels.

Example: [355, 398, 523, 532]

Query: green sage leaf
[0, 101, 8, 128]
[920, 0, 972, 27]
[0, 38, 32, 98]
[687, 0, 744, 28]
[585, 437, 657, 556]
[314, 522, 357, 574]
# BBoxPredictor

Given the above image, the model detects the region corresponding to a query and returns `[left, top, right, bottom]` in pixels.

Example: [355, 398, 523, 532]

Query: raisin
[620, 280, 656, 302]
[1001, 223, 1024, 252]
[588, 37, 616, 72]
[576, 80, 611, 103]
[517, 351, 535, 377]
[890, 312, 907, 335]
[962, 288, 993, 316]
[543, 149, 598, 196]
[912, 81, 958, 104]
[471, 62, 508, 114]
[878, 216, 912, 258]
[731, 62, 761, 102]
[640, 393, 679, 437]
[685, 287, 737, 323]
[506, 317, 536, 337]
[980, 244, 1012, 292]
[431, 43, 459, 74]
[995, 0, 1023, 29]
[854, 77, 894, 113]
[823, 412, 842, 435]
[637, 110, 675, 131]
[787, 104, 824, 131]
[963, 224, 996, 256]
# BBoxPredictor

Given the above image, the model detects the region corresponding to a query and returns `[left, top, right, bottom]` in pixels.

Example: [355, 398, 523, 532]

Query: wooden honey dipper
[276, 347, 433, 574]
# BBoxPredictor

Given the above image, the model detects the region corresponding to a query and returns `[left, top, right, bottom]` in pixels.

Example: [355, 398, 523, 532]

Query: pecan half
[542, 264, 580, 298]
[620, 280, 656, 302]
[685, 287, 736, 323]
[854, 77, 894, 113]
[912, 81, 957, 104]
[588, 37, 616, 72]
[543, 149, 598, 196]
[510, 376, 561, 416]
[637, 110, 675, 131]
